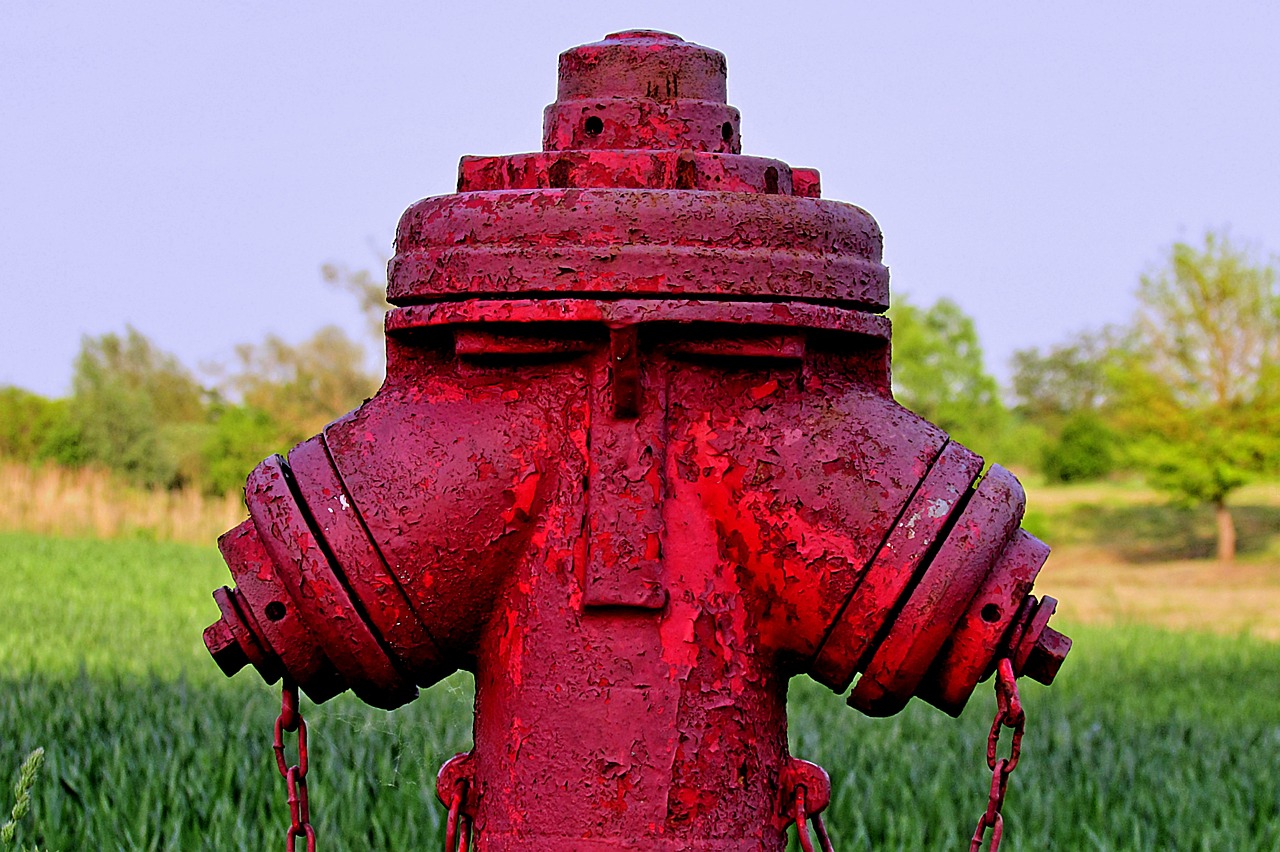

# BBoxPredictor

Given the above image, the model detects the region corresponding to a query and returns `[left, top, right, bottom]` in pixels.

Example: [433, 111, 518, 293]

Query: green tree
[199, 402, 287, 495]
[1112, 231, 1280, 562]
[1041, 411, 1117, 483]
[888, 295, 1010, 459]
[1011, 328, 1118, 426]
[226, 324, 379, 444]
[321, 262, 391, 343]
[0, 387, 68, 463]
[1011, 328, 1124, 482]
[60, 327, 207, 487]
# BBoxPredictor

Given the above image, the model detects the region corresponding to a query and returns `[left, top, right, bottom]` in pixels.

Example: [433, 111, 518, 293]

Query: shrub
[1043, 412, 1116, 482]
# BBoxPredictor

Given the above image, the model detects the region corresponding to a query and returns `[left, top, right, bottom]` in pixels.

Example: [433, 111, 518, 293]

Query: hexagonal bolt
[1022, 625, 1071, 685]
[203, 618, 250, 677]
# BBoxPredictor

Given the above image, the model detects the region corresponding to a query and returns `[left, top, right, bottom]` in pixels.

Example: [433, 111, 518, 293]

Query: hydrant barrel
[204, 30, 1069, 849]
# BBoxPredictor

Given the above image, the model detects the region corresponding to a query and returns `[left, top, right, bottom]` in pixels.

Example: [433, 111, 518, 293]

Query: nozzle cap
[203, 618, 250, 677]
[1023, 624, 1071, 685]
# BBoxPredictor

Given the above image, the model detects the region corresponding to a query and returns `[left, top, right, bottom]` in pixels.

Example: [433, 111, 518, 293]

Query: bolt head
[204, 618, 250, 677]
[1023, 625, 1071, 685]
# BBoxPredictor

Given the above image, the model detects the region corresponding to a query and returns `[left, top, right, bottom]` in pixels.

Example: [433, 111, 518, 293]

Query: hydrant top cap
[544, 31, 736, 153]
[604, 29, 683, 40]
[555, 30, 728, 104]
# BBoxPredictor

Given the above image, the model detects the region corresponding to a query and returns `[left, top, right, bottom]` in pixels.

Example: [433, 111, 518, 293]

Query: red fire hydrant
[204, 31, 1069, 850]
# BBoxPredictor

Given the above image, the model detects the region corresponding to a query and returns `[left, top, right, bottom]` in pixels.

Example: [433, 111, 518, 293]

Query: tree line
[0, 265, 388, 496]
[894, 231, 1279, 561]
[2, 233, 1276, 559]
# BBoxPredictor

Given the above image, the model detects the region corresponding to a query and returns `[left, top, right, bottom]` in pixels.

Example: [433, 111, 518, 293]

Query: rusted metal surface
[438, 752, 475, 852]
[273, 680, 316, 852]
[970, 659, 1026, 852]
[203, 30, 1070, 849]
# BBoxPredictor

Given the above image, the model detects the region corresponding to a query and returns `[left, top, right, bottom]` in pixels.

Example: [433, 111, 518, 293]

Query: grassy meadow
[1, 477, 1279, 850]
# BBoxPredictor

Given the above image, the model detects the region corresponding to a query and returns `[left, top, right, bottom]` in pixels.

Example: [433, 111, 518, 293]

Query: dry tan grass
[0, 461, 245, 544]
[2, 459, 1277, 639]
[1024, 478, 1280, 509]
[1037, 546, 1280, 640]
[1022, 478, 1280, 639]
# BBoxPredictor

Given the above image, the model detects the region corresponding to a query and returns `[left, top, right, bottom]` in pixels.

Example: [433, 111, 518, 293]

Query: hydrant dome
[390, 29, 890, 312]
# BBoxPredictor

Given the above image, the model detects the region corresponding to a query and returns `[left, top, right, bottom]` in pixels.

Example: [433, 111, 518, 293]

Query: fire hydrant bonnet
[389, 30, 887, 311]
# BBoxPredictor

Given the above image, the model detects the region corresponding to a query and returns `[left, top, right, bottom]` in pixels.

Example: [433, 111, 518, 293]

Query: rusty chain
[791, 786, 835, 852]
[444, 781, 471, 852]
[273, 679, 317, 852]
[260, 663, 1026, 852]
[969, 658, 1025, 852]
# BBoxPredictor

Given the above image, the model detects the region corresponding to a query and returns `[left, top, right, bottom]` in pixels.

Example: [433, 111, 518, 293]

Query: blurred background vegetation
[1, 231, 1277, 849]
[0, 263, 389, 497]
[1, 230, 1277, 563]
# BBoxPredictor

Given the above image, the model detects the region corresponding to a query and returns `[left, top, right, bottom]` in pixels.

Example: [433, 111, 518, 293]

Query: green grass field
[2, 532, 1279, 850]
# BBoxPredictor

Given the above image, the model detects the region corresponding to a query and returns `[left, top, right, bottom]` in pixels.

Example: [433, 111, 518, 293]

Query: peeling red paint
[203, 30, 1069, 850]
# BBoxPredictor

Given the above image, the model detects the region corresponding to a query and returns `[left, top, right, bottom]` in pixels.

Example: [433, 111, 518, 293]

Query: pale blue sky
[3, 1, 1277, 397]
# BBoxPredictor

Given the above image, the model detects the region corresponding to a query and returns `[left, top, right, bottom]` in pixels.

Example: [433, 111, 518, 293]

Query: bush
[0, 388, 68, 464]
[199, 405, 287, 496]
[1043, 413, 1116, 482]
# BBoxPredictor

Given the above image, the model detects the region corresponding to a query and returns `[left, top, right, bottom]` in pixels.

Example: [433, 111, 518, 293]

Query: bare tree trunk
[1215, 499, 1236, 564]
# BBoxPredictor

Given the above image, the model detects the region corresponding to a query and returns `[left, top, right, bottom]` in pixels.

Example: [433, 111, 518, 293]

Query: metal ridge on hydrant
[204, 30, 1070, 850]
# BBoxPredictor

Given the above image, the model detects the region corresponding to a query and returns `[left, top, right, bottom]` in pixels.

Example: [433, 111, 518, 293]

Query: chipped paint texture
[202, 30, 1069, 850]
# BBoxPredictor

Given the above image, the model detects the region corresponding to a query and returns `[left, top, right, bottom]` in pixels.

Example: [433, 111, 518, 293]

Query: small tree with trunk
[1112, 231, 1280, 562]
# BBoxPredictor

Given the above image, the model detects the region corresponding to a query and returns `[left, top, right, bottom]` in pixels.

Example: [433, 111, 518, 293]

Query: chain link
[791, 786, 835, 852]
[444, 782, 471, 852]
[273, 680, 317, 852]
[969, 658, 1025, 852]
[260, 663, 1029, 852]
